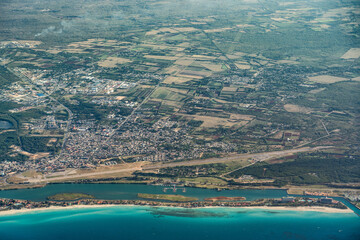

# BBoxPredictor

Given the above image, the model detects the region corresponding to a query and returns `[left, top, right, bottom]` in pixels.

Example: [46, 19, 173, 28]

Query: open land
[0, 0, 359, 202]
[308, 75, 349, 84]
[341, 48, 360, 59]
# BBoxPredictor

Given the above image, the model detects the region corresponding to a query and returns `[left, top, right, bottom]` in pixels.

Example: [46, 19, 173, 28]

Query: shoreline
[241, 206, 353, 213]
[0, 204, 352, 217]
[0, 182, 285, 191]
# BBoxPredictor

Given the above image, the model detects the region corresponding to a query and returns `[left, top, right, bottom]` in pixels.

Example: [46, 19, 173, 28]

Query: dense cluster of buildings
[57, 115, 237, 168]
[0, 64, 239, 176]
[0, 81, 49, 105]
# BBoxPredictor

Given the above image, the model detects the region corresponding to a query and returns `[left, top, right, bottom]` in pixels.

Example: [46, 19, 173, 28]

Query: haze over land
[0, 0, 359, 195]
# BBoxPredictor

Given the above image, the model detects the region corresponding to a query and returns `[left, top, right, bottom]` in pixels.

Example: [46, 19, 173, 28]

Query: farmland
[0, 0, 359, 188]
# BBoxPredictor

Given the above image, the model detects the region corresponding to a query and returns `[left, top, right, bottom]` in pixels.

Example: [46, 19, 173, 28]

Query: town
[0, 0, 359, 200]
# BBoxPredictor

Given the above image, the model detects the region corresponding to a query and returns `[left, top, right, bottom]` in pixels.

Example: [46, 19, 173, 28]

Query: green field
[0, 0, 359, 188]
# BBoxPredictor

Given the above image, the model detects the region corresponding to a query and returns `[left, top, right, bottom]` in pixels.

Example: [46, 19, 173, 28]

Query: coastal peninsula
[0, 195, 351, 217]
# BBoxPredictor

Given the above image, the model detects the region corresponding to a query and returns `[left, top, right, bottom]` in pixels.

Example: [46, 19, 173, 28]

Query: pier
[163, 185, 186, 193]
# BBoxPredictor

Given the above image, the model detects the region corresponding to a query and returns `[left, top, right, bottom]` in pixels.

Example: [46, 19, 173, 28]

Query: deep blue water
[0, 206, 359, 240]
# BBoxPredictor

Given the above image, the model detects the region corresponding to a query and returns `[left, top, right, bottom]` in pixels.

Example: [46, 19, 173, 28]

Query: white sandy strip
[241, 206, 352, 213]
[0, 204, 133, 216]
[0, 204, 353, 216]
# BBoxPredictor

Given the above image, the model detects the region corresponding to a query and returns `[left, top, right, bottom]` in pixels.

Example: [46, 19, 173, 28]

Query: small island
[47, 193, 95, 201]
[138, 193, 198, 202]
[204, 196, 246, 202]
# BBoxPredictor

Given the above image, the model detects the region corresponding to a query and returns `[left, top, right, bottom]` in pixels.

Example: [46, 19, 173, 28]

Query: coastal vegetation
[0, 66, 20, 87]
[0, 196, 350, 212]
[47, 193, 95, 201]
[228, 154, 360, 185]
[138, 193, 198, 202]
[0, 0, 359, 195]
[204, 196, 246, 202]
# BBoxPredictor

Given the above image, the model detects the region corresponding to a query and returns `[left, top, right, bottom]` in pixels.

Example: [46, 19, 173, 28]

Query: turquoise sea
[0, 206, 359, 240]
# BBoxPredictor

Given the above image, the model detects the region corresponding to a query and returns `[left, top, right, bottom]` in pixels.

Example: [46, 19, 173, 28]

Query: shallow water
[0, 183, 287, 201]
[0, 206, 359, 240]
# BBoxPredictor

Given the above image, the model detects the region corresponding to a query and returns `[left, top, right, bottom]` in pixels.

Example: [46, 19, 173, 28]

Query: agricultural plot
[179, 113, 253, 128]
[341, 48, 360, 59]
[151, 87, 188, 102]
[308, 75, 349, 84]
[284, 104, 312, 114]
[144, 55, 179, 61]
[98, 57, 132, 68]
[0, 0, 359, 186]
[163, 76, 193, 84]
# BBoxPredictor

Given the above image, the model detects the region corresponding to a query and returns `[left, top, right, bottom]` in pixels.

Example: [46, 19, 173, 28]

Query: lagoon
[0, 183, 287, 201]
[1, 183, 359, 215]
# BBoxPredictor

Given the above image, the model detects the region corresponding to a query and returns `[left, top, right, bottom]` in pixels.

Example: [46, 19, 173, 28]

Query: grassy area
[22, 170, 42, 178]
[0, 0, 359, 188]
[180, 177, 227, 185]
[0, 65, 20, 87]
[47, 193, 95, 201]
[0, 184, 45, 191]
[137, 193, 198, 202]
[229, 154, 360, 185]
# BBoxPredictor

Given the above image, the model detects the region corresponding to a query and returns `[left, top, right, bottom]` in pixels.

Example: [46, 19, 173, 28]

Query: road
[8, 67, 73, 160]
[143, 146, 331, 170]
[88, 57, 193, 162]
[22, 146, 331, 183]
[88, 82, 160, 162]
